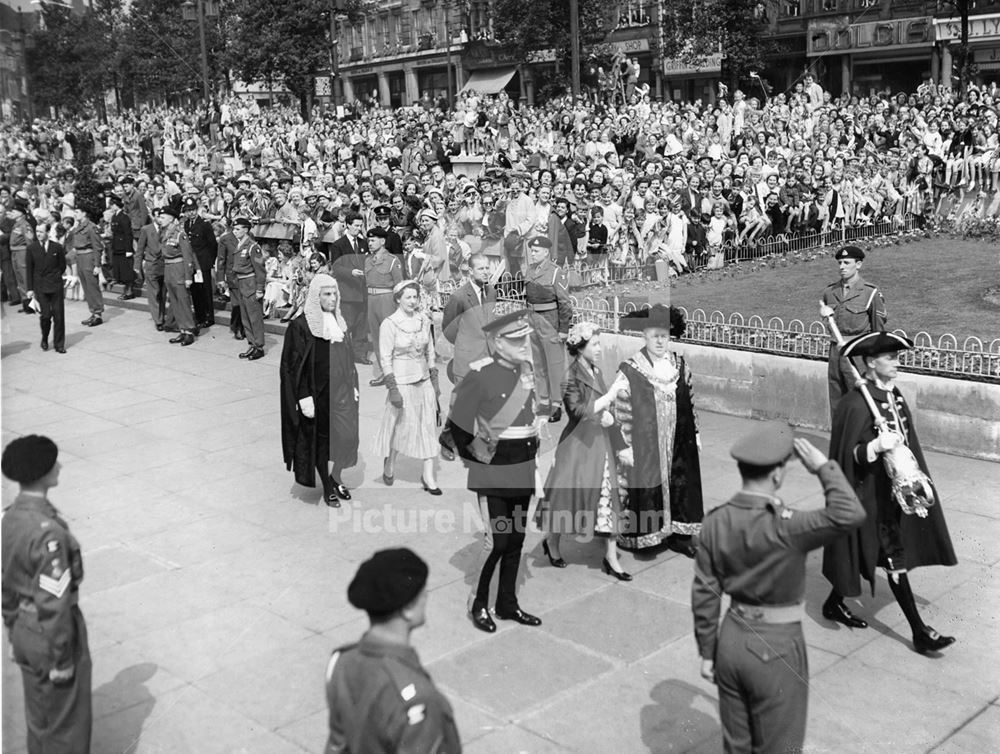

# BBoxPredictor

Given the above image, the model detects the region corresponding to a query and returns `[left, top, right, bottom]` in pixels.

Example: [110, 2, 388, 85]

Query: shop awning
[459, 67, 517, 95]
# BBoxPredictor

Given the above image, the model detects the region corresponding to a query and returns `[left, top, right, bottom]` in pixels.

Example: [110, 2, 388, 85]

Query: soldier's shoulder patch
[406, 704, 426, 725]
[469, 357, 492, 372]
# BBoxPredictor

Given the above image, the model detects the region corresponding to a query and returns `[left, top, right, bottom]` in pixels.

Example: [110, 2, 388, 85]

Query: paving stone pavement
[2, 300, 999, 754]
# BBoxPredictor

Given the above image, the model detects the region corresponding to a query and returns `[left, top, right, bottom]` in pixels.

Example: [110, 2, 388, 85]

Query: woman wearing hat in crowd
[535, 322, 633, 579]
[374, 280, 442, 494]
[280, 274, 359, 506]
[614, 304, 704, 556]
[821, 331, 957, 654]
[2, 435, 93, 751]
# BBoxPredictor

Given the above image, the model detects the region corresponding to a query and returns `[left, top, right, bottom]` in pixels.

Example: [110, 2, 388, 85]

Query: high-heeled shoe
[602, 558, 633, 582]
[382, 472, 394, 486]
[421, 477, 442, 496]
[542, 540, 567, 568]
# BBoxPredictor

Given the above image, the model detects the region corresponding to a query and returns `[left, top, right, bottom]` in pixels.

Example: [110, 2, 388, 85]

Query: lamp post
[181, 0, 218, 102]
[330, 6, 347, 108]
[444, 0, 453, 108]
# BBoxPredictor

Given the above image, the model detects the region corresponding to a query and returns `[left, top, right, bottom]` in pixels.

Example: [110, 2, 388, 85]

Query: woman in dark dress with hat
[535, 323, 633, 579]
[280, 274, 360, 506]
[613, 304, 705, 555]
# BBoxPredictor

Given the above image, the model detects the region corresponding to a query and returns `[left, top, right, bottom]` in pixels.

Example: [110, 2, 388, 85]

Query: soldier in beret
[820, 245, 886, 418]
[2, 436, 92, 752]
[158, 202, 198, 346]
[692, 423, 864, 754]
[324, 548, 460, 753]
[230, 217, 266, 361]
[523, 235, 572, 423]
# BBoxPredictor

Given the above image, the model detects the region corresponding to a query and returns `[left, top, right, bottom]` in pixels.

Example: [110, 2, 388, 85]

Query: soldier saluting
[821, 245, 886, 417]
[446, 310, 544, 633]
[2, 436, 92, 752]
[523, 236, 572, 423]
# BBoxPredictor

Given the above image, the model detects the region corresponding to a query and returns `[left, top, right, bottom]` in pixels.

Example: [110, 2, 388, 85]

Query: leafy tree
[26, 0, 119, 117]
[227, 0, 357, 119]
[660, 0, 774, 93]
[492, 0, 613, 94]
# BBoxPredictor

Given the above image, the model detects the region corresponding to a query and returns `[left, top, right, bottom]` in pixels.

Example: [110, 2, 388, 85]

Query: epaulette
[469, 357, 492, 372]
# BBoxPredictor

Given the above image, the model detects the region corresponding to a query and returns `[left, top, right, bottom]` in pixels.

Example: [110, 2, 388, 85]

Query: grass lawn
[605, 238, 1000, 346]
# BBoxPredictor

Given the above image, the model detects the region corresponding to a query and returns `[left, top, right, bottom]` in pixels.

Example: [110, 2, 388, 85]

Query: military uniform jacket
[821, 275, 886, 340]
[692, 462, 864, 660]
[364, 253, 404, 289]
[325, 633, 461, 754]
[447, 358, 539, 497]
[233, 234, 266, 293]
[524, 259, 573, 334]
[136, 222, 162, 267]
[159, 220, 197, 279]
[2, 494, 85, 671]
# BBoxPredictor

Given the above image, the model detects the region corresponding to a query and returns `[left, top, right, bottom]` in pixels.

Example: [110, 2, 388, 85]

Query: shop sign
[934, 13, 1000, 43]
[606, 38, 651, 54]
[662, 52, 723, 76]
[807, 16, 933, 56]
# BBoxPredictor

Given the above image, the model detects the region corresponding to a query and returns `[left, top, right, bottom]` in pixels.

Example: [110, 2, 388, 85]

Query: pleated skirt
[372, 379, 438, 459]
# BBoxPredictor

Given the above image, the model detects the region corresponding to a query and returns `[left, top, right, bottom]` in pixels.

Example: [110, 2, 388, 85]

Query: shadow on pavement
[64, 331, 92, 348]
[92, 662, 158, 753]
[1, 340, 30, 359]
[640, 679, 719, 752]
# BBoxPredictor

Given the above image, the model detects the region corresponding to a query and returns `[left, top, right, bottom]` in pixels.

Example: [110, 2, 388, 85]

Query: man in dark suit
[25, 220, 67, 353]
[108, 196, 136, 300]
[550, 197, 582, 266]
[182, 196, 218, 328]
[329, 211, 370, 363]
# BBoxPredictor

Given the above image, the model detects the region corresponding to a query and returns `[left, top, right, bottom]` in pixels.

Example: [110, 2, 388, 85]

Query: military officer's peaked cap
[373, 204, 391, 217]
[730, 423, 795, 466]
[348, 548, 428, 615]
[483, 309, 533, 339]
[367, 226, 388, 239]
[834, 245, 865, 261]
[842, 331, 913, 359]
[2, 435, 58, 484]
[527, 236, 552, 250]
[233, 217, 253, 229]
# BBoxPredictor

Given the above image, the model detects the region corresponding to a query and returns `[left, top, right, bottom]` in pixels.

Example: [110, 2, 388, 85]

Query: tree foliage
[493, 0, 613, 89]
[661, 0, 774, 90]
[26, 0, 119, 116]
[227, 0, 341, 119]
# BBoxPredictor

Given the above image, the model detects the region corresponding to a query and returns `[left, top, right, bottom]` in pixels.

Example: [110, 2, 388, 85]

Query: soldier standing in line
[821, 245, 886, 418]
[158, 202, 199, 347]
[446, 310, 544, 634]
[136, 207, 174, 333]
[692, 424, 865, 754]
[230, 217, 266, 361]
[183, 196, 218, 329]
[2, 435, 93, 753]
[65, 206, 105, 328]
[325, 548, 461, 753]
[523, 235, 572, 422]
[364, 226, 404, 386]
[214, 219, 245, 341]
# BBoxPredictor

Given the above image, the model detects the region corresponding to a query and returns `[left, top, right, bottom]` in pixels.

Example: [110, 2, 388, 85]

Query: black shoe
[169, 334, 185, 344]
[602, 558, 633, 582]
[238, 347, 255, 359]
[81, 316, 96, 326]
[245, 347, 264, 361]
[40, 339, 49, 351]
[421, 477, 442, 496]
[163, 325, 179, 333]
[89, 317, 103, 327]
[822, 599, 868, 629]
[548, 407, 562, 423]
[666, 535, 697, 559]
[332, 481, 351, 500]
[324, 492, 341, 508]
[495, 608, 542, 626]
[155, 323, 165, 331]
[180, 333, 195, 346]
[118, 293, 136, 301]
[199, 320, 214, 329]
[470, 606, 496, 633]
[913, 626, 955, 655]
[369, 375, 386, 387]
[22, 306, 35, 314]
[55, 347, 66, 354]
[542, 539, 567, 568]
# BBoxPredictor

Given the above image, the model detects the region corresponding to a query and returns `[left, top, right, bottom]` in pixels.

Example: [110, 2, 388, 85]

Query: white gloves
[868, 431, 902, 459]
[600, 411, 614, 428]
[298, 396, 315, 419]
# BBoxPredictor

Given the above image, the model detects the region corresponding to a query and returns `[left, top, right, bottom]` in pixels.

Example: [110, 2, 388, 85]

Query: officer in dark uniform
[2, 435, 92, 752]
[692, 423, 865, 754]
[373, 205, 405, 265]
[230, 217, 267, 361]
[523, 236, 573, 422]
[446, 310, 544, 633]
[182, 196, 218, 329]
[325, 548, 461, 754]
[820, 245, 886, 418]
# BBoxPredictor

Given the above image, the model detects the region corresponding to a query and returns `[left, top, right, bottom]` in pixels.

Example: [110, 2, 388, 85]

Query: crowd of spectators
[2, 77, 998, 311]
